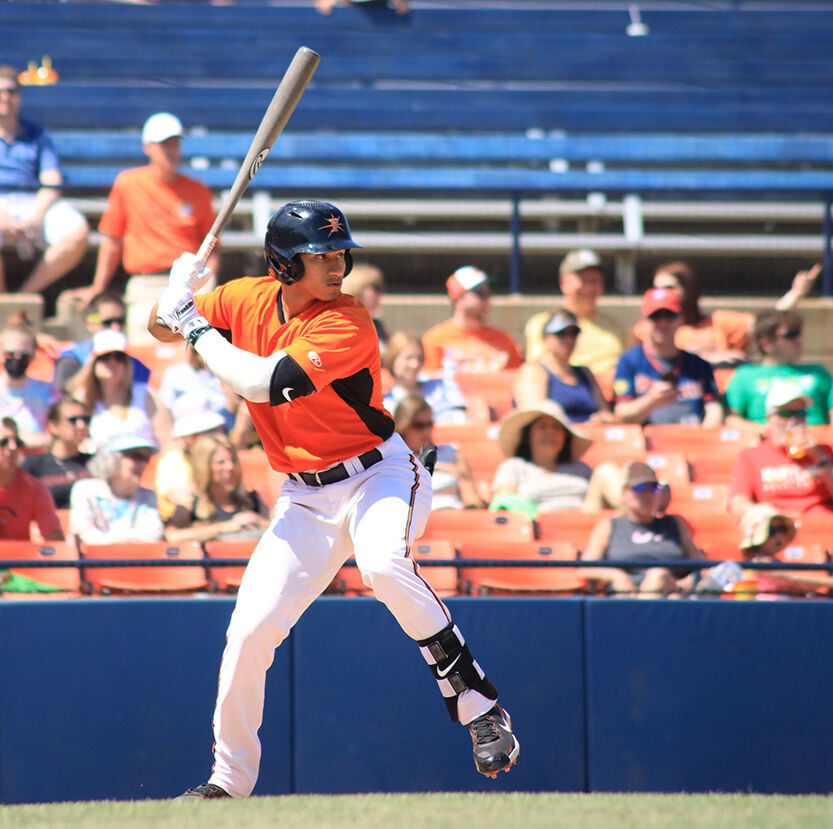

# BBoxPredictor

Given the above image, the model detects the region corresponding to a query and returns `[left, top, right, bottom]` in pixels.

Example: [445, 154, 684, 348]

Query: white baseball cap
[92, 329, 128, 357]
[446, 266, 489, 300]
[142, 112, 184, 144]
[764, 381, 812, 416]
[171, 409, 228, 440]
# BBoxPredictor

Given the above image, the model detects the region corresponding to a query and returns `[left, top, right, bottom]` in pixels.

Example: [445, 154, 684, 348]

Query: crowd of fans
[1, 76, 830, 600]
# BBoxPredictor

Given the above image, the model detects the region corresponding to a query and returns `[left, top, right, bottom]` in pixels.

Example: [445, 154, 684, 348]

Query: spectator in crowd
[52, 291, 152, 391]
[158, 343, 237, 429]
[341, 262, 390, 354]
[490, 400, 617, 515]
[644, 260, 820, 367]
[0, 416, 64, 541]
[0, 310, 57, 448]
[730, 382, 833, 520]
[66, 329, 168, 450]
[730, 503, 833, 598]
[725, 309, 833, 426]
[582, 461, 703, 597]
[155, 408, 228, 522]
[421, 266, 523, 375]
[0, 65, 89, 294]
[61, 112, 218, 342]
[523, 249, 625, 376]
[68, 433, 163, 544]
[613, 288, 723, 426]
[164, 433, 271, 544]
[514, 309, 616, 423]
[21, 394, 92, 509]
[383, 331, 469, 425]
[393, 394, 487, 510]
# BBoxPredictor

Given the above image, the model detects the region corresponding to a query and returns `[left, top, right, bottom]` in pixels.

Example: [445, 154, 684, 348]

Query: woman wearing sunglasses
[67, 329, 167, 451]
[582, 461, 704, 597]
[514, 309, 616, 424]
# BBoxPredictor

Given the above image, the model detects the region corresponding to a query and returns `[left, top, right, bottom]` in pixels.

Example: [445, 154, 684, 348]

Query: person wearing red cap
[421, 266, 523, 375]
[612, 288, 723, 426]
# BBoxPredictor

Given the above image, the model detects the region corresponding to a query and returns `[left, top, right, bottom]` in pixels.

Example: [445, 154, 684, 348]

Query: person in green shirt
[725, 309, 833, 425]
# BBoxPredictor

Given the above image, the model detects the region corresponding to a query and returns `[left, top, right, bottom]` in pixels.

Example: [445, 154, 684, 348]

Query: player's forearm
[193, 329, 283, 404]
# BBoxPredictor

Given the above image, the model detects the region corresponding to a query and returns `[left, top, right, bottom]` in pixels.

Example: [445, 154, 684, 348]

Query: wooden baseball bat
[195, 45, 321, 266]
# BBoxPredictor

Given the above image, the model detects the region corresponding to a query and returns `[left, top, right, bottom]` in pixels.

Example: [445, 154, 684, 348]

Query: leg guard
[418, 622, 498, 722]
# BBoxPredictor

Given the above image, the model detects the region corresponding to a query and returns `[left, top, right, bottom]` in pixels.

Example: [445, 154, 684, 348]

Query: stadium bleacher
[3, 0, 833, 302]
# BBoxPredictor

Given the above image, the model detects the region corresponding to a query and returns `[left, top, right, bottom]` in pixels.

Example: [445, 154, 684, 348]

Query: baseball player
[149, 200, 519, 798]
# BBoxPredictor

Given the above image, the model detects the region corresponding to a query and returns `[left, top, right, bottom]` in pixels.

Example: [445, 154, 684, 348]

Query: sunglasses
[100, 316, 126, 328]
[631, 481, 663, 494]
[65, 415, 92, 426]
[775, 407, 808, 420]
[4, 351, 32, 360]
[411, 420, 434, 430]
[776, 329, 802, 340]
[768, 522, 791, 537]
[648, 310, 680, 322]
[554, 327, 581, 339]
[0, 436, 21, 449]
[122, 450, 152, 464]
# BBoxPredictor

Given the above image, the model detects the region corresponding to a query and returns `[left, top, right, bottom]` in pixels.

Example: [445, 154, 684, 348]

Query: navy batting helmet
[264, 200, 361, 285]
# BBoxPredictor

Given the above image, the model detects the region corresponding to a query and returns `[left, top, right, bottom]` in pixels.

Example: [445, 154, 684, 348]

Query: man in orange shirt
[149, 200, 519, 799]
[64, 112, 218, 343]
[421, 265, 524, 374]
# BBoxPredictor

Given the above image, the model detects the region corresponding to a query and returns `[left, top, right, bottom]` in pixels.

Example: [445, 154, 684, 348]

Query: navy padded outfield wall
[1, 597, 831, 803]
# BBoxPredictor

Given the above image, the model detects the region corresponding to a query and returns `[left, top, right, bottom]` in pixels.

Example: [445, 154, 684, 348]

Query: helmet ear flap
[344, 249, 353, 277]
[266, 252, 305, 285]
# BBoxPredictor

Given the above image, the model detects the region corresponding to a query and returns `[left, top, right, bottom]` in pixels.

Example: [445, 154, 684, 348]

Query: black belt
[289, 448, 383, 487]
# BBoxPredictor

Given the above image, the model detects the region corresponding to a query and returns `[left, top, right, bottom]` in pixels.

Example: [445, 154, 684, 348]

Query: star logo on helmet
[319, 214, 344, 236]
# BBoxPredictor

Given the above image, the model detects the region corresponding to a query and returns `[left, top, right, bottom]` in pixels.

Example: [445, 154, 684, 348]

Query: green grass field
[1, 793, 831, 829]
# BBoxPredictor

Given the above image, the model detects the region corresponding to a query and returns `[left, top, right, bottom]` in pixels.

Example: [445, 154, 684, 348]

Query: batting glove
[156, 284, 211, 343]
[169, 252, 214, 293]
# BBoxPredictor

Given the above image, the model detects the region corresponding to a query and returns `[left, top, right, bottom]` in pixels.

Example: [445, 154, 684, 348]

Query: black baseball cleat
[468, 704, 520, 778]
[176, 782, 231, 800]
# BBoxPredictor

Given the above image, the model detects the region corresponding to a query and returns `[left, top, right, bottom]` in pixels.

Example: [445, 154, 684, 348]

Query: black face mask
[4, 355, 31, 380]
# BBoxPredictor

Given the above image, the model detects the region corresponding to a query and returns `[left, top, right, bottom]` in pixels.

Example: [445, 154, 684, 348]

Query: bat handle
[196, 234, 220, 268]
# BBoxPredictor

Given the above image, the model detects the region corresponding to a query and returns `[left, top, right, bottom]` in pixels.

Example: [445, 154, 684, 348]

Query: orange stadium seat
[643, 451, 691, 487]
[202, 538, 258, 593]
[127, 341, 189, 389]
[0, 539, 82, 595]
[643, 423, 761, 455]
[666, 482, 731, 513]
[534, 510, 617, 554]
[454, 370, 518, 422]
[684, 512, 742, 560]
[238, 448, 285, 506]
[457, 539, 585, 595]
[79, 540, 208, 595]
[582, 423, 646, 465]
[420, 508, 534, 546]
[687, 452, 737, 485]
[431, 420, 497, 446]
[450, 439, 506, 493]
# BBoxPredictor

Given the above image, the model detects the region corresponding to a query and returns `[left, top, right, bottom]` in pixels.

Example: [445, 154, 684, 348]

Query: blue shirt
[543, 364, 598, 423]
[0, 119, 60, 192]
[613, 345, 720, 424]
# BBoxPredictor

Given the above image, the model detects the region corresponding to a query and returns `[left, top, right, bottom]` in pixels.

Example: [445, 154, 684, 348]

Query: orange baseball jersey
[196, 277, 394, 473]
[98, 166, 215, 275]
